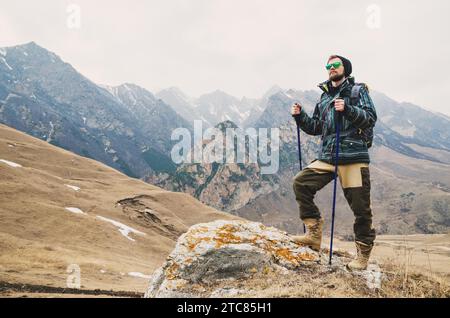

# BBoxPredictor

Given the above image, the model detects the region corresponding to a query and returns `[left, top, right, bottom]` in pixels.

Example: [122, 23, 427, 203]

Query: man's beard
[329, 72, 345, 82]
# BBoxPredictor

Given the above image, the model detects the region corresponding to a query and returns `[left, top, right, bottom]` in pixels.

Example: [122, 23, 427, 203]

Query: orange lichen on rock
[274, 248, 316, 265]
[165, 262, 180, 280]
[218, 223, 239, 234]
[214, 224, 244, 248]
[186, 235, 212, 251]
[275, 248, 299, 264]
[190, 226, 209, 235]
[214, 232, 243, 248]
[254, 238, 316, 266]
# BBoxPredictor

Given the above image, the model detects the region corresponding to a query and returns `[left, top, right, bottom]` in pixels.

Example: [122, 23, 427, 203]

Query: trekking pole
[295, 122, 306, 234]
[329, 108, 342, 265]
[296, 124, 303, 171]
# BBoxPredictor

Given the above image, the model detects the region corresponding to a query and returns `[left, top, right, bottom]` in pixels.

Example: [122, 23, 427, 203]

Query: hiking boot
[292, 218, 323, 251]
[346, 241, 373, 271]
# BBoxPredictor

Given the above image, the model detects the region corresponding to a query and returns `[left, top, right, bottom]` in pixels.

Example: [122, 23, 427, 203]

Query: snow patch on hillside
[0, 159, 22, 168]
[65, 184, 80, 191]
[128, 272, 152, 279]
[65, 207, 86, 215]
[96, 215, 146, 241]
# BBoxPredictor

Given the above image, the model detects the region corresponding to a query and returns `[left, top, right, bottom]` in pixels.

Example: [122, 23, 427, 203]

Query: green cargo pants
[293, 159, 376, 246]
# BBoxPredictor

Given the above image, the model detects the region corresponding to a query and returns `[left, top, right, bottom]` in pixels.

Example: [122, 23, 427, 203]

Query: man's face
[327, 57, 345, 81]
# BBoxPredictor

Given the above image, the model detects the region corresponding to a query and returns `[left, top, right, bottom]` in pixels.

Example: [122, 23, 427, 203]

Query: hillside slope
[0, 123, 237, 294]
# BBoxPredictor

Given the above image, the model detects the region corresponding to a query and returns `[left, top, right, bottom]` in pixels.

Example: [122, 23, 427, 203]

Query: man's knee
[293, 169, 306, 183]
[292, 169, 315, 195]
[293, 169, 333, 197]
[293, 170, 306, 189]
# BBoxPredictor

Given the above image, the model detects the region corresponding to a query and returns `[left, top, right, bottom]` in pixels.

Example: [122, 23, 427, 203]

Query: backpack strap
[349, 83, 370, 105]
[350, 84, 362, 106]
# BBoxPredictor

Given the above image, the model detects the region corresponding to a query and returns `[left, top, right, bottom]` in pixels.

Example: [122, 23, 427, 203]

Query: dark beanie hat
[328, 55, 352, 77]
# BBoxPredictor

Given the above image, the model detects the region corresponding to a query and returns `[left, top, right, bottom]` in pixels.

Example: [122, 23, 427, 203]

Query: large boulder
[145, 220, 324, 298]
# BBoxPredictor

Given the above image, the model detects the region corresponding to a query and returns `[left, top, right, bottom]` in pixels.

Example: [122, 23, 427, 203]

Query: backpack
[349, 83, 374, 148]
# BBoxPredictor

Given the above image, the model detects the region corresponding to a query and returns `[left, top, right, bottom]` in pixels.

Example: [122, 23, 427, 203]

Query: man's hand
[291, 103, 301, 116]
[334, 98, 345, 112]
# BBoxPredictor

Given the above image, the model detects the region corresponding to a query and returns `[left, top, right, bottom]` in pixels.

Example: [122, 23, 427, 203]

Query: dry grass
[225, 259, 450, 298]
[377, 258, 449, 297]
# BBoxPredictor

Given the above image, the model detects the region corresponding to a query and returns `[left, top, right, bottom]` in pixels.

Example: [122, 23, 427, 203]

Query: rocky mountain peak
[262, 85, 284, 100]
[1, 41, 63, 67]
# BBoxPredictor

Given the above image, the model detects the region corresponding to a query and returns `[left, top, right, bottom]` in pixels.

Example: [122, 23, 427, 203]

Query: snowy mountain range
[156, 87, 264, 127]
[0, 42, 190, 178]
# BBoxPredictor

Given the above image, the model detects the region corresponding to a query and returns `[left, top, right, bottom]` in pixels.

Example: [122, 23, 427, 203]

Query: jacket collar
[318, 76, 355, 94]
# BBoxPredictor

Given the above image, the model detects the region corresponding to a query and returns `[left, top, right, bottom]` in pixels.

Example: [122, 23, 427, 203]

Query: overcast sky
[1, 0, 449, 115]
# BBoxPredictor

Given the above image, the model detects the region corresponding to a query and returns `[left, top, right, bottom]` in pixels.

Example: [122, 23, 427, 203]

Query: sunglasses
[325, 61, 342, 70]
